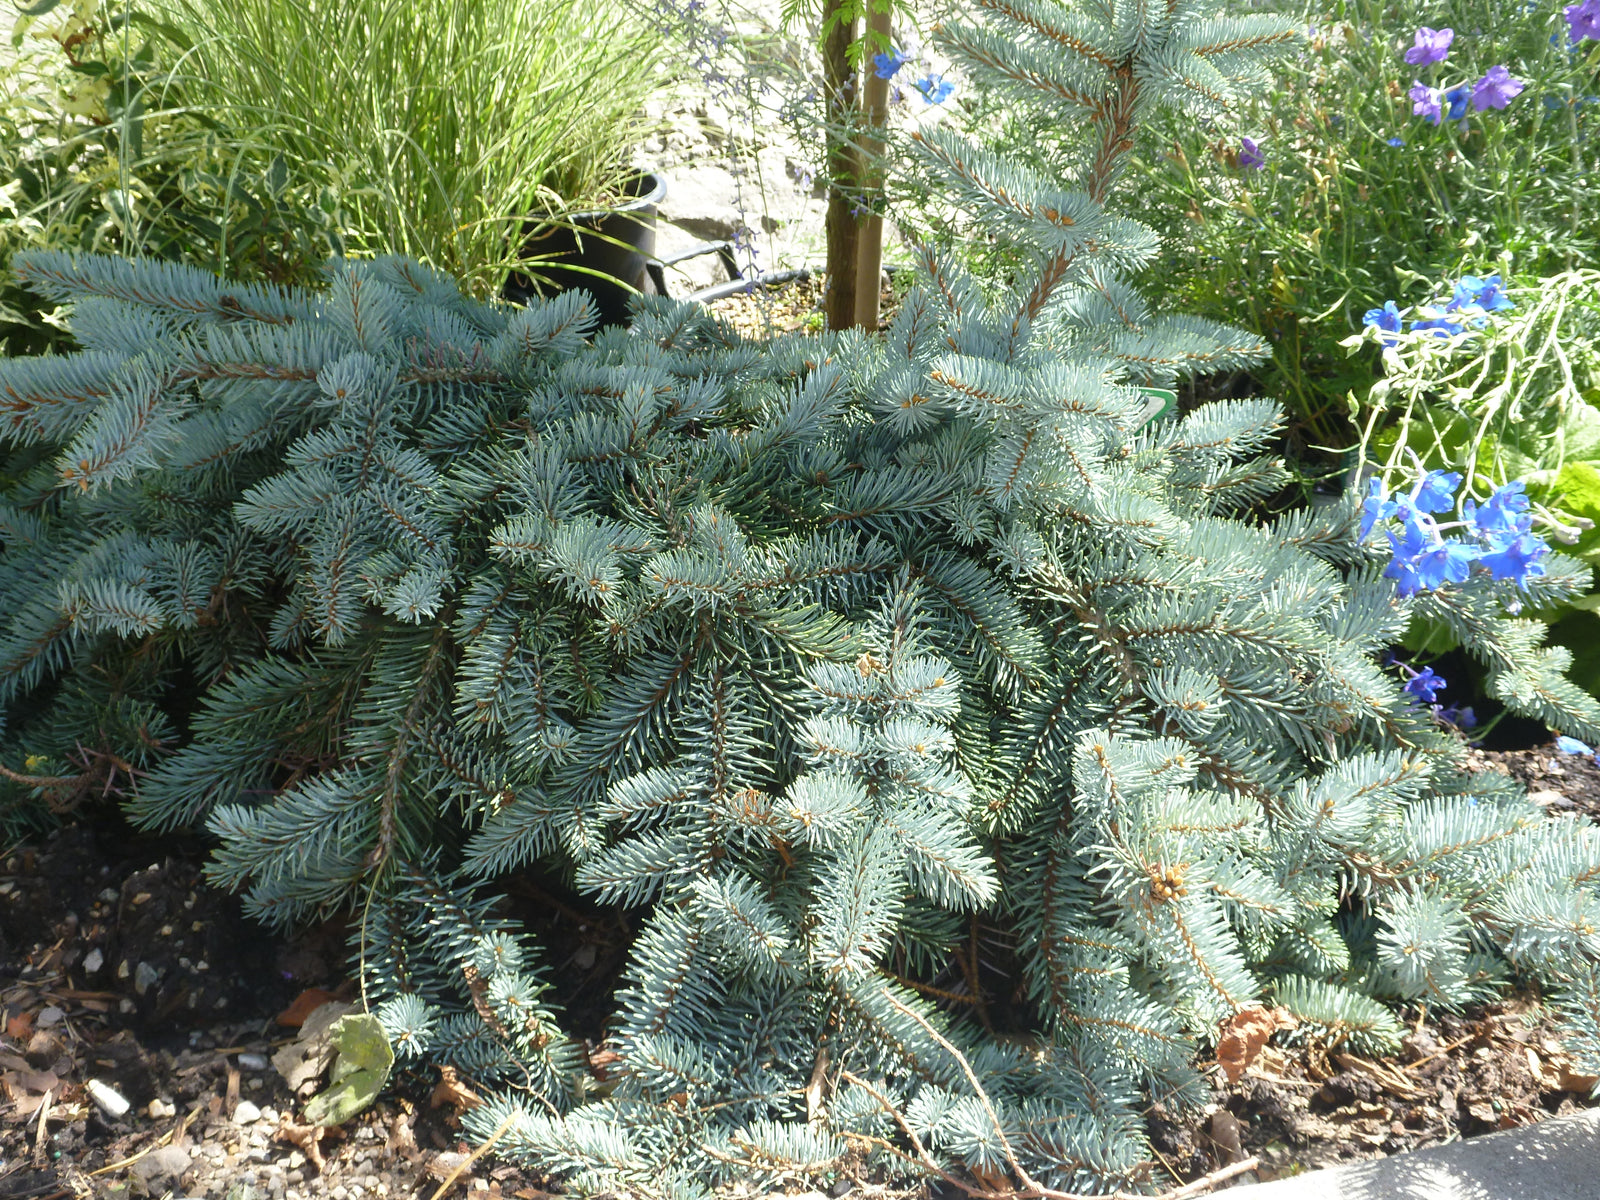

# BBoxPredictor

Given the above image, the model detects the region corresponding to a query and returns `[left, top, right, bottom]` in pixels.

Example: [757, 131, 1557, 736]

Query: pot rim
[544, 170, 667, 224]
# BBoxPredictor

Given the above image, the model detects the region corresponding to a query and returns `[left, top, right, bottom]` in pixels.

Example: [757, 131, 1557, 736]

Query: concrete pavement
[1219, 1107, 1600, 1199]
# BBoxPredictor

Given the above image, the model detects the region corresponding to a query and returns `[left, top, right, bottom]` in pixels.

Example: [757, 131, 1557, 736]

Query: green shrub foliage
[4, 0, 1600, 1195]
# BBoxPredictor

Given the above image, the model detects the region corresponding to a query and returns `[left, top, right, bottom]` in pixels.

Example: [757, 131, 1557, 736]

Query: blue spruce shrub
[2, 0, 1600, 1194]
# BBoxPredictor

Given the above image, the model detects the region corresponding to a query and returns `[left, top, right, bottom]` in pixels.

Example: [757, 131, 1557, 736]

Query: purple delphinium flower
[1445, 85, 1472, 120]
[1410, 81, 1443, 124]
[873, 48, 908, 79]
[1238, 136, 1266, 170]
[1404, 26, 1454, 65]
[914, 73, 955, 104]
[1363, 300, 1403, 345]
[1566, 0, 1600, 42]
[1413, 316, 1466, 337]
[1473, 66, 1525, 111]
[1409, 84, 1441, 121]
[1403, 665, 1447, 703]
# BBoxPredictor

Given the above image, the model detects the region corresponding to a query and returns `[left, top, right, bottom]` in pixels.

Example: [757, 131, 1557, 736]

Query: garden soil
[3, 742, 1600, 1199]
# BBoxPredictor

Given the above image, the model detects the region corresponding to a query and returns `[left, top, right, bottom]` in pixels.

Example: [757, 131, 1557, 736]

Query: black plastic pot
[502, 172, 667, 328]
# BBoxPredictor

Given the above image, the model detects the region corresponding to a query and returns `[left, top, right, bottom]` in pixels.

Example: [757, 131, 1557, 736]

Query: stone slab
[1220, 1107, 1600, 1199]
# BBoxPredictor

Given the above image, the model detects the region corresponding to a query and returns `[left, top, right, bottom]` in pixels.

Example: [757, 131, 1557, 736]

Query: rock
[82, 947, 104, 973]
[1400, 1029, 1439, 1062]
[234, 1099, 262, 1124]
[147, 1097, 176, 1119]
[36, 1005, 64, 1027]
[1528, 788, 1574, 808]
[86, 1078, 130, 1118]
[133, 960, 162, 995]
[239, 1052, 271, 1071]
[657, 164, 751, 244]
[130, 1145, 191, 1188]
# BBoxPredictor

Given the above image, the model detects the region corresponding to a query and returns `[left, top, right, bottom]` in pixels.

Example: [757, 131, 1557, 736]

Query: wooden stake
[822, 0, 860, 330]
[851, 0, 893, 331]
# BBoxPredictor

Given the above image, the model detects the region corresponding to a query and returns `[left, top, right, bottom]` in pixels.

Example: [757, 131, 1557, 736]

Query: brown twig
[1403, 1032, 1478, 1073]
[427, 1111, 515, 1200]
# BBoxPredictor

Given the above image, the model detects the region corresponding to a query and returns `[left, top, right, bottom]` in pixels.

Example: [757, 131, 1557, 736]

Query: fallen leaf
[1216, 1003, 1297, 1084]
[275, 1119, 328, 1171]
[430, 1066, 483, 1114]
[302, 1013, 394, 1126]
[272, 1001, 355, 1095]
[1558, 1068, 1600, 1093]
[1205, 1110, 1243, 1163]
[4, 1011, 33, 1042]
[586, 1046, 622, 1082]
[277, 988, 341, 1028]
[386, 1110, 424, 1163]
[804, 1045, 829, 1123]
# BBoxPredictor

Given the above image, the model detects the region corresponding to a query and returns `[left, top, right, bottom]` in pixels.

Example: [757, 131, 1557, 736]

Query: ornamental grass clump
[144, 0, 661, 296]
[3, 0, 1600, 1195]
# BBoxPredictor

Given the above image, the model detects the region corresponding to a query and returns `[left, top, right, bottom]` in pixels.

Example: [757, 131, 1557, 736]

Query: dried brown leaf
[1215, 1004, 1297, 1084]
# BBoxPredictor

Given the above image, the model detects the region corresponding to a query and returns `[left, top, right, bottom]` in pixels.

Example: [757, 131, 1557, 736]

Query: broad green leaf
[301, 1013, 394, 1126]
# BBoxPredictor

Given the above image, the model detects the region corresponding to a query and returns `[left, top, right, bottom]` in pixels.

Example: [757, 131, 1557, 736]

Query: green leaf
[301, 1014, 394, 1126]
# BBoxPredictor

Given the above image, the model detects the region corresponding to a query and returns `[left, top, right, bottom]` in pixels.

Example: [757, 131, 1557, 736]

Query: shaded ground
[4, 742, 1600, 1198]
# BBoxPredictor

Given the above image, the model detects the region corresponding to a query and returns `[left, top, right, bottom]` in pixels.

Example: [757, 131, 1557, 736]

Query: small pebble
[82, 947, 104, 973]
[234, 1099, 263, 1124]
[260, 1106, 281, 1123]
[239, 1052, 271, 1071]
[86, 1078, 130, 1118]
[148, 1097, 177, 1119]
[134, 961, 161, 995]
[98, 887, 119, 902]
[36, 1005, 64, 1027]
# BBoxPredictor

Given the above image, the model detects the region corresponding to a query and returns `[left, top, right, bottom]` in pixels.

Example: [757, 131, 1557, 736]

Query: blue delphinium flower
[1239, 137, 1266, 170]
[1387, 136, 1406, 146]
[1445, 85, 1472, 120]
[1410, 82, 1443, 124]
[1404, 27, 1454, 65]
[873, 48, 908, 79]
[1439, 704, 1477, 730]
[1403, 665, 1447, 702]
[914, 73, 955, 104]
[1448, 273, 1515, 314]
[1466, 480, 1532, 540]
[1414, 469, 1462, 513]
[1478, 532, 1548, 585]
[1363, 300, 1403, 345]
[1556, 734, 1596, 756]
[1368, 471, 1552, 597]
[1413, 316, 1465, 337]
[1360, 476, 1397, 539]
[1473, 66, 1525, 111]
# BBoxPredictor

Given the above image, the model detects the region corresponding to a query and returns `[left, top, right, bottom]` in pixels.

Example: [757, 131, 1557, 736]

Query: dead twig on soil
[428, 1111, 515, 1200]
